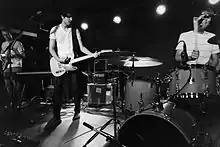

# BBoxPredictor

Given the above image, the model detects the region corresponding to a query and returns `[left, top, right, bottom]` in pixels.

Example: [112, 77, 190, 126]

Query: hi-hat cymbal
[208, 35, 220, 45]
[122, 56, 163, 67]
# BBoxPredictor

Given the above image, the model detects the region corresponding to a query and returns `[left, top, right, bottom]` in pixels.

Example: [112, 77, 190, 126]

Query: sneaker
[72, 113, 80, 121]
[44, 117, 62, 130]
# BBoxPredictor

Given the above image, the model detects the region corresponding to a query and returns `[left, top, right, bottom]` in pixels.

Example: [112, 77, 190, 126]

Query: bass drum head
[118, 109, 194, 147]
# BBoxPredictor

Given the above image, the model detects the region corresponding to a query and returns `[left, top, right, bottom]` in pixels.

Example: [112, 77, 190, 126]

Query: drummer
[175, 10, 219, 68]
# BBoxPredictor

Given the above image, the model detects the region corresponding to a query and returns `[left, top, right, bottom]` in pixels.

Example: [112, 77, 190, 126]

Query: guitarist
[0, 28, 25, 112]
[45, 10, 98, 130]
[175, 10, 219, 68]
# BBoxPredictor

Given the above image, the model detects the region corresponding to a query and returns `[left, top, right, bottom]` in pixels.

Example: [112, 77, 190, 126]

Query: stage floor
[0, 100, 124, 147]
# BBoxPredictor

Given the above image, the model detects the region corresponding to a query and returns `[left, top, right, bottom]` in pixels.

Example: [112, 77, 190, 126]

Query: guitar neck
[69, 54, 94, 64]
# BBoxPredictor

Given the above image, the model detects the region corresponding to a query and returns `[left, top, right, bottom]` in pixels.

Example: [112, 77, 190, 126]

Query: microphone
[179, 40, 188, 63]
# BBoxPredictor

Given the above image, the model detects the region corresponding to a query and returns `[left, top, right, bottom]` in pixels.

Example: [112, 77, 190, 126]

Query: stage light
[113, 16, 121, 24]
[156, 4, 167, 15]
[80, 22, 88, 30]
[208, 0, 220, 5]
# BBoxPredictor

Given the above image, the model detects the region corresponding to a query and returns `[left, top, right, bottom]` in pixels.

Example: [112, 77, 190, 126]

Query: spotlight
[80, 22, 88, 30]
[156, 4, 167, 15]
[208, 0, 220, 5]
[113, 16, 121, 24]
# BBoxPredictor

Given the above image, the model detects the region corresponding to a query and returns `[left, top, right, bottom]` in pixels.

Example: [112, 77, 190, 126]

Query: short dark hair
[61, 10, 73, 18]
[0, 28, 10, 33]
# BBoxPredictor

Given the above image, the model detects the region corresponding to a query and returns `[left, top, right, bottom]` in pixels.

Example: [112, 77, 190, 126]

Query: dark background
[0, 0, 220, 78]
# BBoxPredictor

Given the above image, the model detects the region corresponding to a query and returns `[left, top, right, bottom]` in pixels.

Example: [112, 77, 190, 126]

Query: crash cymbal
[97, 50, 135, 59]
[122, 56, 163, 67]
[208, 35, 220, 45]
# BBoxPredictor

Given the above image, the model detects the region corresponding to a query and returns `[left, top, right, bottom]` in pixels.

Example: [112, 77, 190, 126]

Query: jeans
[52, 70, 86, 119]
[3, 67, 22, 107]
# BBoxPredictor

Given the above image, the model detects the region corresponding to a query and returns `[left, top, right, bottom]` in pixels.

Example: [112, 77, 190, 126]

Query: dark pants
[52, 70, 87, 119]
[3, 67, 22, 107]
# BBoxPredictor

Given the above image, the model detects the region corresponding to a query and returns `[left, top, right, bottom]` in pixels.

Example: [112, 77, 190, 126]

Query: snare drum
[168, 64, 217, 98]
[124, 77, 156, 113]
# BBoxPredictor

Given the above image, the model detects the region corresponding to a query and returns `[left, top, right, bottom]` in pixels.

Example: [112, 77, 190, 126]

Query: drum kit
[83, 38, 220, 147]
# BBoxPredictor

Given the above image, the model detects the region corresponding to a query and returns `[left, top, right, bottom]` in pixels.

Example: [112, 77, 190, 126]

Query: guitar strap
[71, 25, 86, 70]
[71, 26, 82, 58]
[51, 24, 83, 59]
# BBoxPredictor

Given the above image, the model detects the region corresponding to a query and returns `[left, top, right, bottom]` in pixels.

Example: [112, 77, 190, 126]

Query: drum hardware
[82, 78, 121, 147]
[191, 96, 214, 147]
[83, 122, 126, 147]
[153, 73, 164, 111]
[137, 94, 145, 112]
[168, 66, 192, 100]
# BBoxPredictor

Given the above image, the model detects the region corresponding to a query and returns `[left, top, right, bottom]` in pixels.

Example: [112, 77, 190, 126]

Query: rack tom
[167, 64, 217, 98]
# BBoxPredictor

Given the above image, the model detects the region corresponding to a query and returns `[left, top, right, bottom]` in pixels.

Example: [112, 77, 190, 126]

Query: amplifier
[87, 83, 113, 106]
[93, 72, 108, 83]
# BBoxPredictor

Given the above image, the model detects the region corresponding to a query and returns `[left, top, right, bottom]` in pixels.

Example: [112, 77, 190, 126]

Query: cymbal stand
[153, 73, 163, 111]
[131, 53, 135, 81]
[82, 78, 121, 147]
[115, 64, 124, 111]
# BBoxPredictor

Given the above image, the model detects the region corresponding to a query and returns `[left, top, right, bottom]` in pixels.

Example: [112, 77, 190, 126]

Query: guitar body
[50, 50, 109, 77]
[50, 57, 67, 77]
[50, 57, 78, 77]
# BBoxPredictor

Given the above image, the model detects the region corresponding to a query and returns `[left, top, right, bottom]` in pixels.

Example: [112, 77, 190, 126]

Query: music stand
[82, 77, 121, 147]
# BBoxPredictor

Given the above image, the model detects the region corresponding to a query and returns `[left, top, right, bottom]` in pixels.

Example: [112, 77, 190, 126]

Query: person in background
[0, 28, 25, 113]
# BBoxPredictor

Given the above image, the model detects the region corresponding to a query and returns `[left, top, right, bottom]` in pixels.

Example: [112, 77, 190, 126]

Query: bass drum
[118, 101, 197, 147]
[118, 100, 220, 147]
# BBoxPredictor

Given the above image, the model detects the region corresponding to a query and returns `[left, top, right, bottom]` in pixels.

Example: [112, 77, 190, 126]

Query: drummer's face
[199, 17, 211, 30]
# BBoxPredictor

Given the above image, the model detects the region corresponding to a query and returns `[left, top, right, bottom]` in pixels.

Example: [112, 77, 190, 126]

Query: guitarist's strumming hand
[58, 57, 70, 64]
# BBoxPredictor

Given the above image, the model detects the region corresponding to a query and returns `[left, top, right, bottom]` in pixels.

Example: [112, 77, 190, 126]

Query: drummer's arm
[175, 50, 196, 62]
[208, 53, 219, 68]
[175, 50, 183, 62]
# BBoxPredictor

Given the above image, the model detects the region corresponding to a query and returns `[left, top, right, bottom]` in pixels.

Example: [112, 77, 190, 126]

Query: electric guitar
[50, 50, 110, 77]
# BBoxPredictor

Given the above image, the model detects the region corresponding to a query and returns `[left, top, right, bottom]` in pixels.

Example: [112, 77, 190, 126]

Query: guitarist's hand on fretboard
[93, 51, 100, 58]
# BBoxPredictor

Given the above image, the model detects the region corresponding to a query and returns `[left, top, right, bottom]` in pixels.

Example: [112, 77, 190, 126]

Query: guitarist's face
[62, 15, 72, 27]
[1, 31, 12, 41]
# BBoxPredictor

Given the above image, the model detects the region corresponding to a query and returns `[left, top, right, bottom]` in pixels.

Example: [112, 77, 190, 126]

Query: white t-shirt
[49, 24, 75, 59]
[1, 41, 25, 68]
[176, 30, 220, 65]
